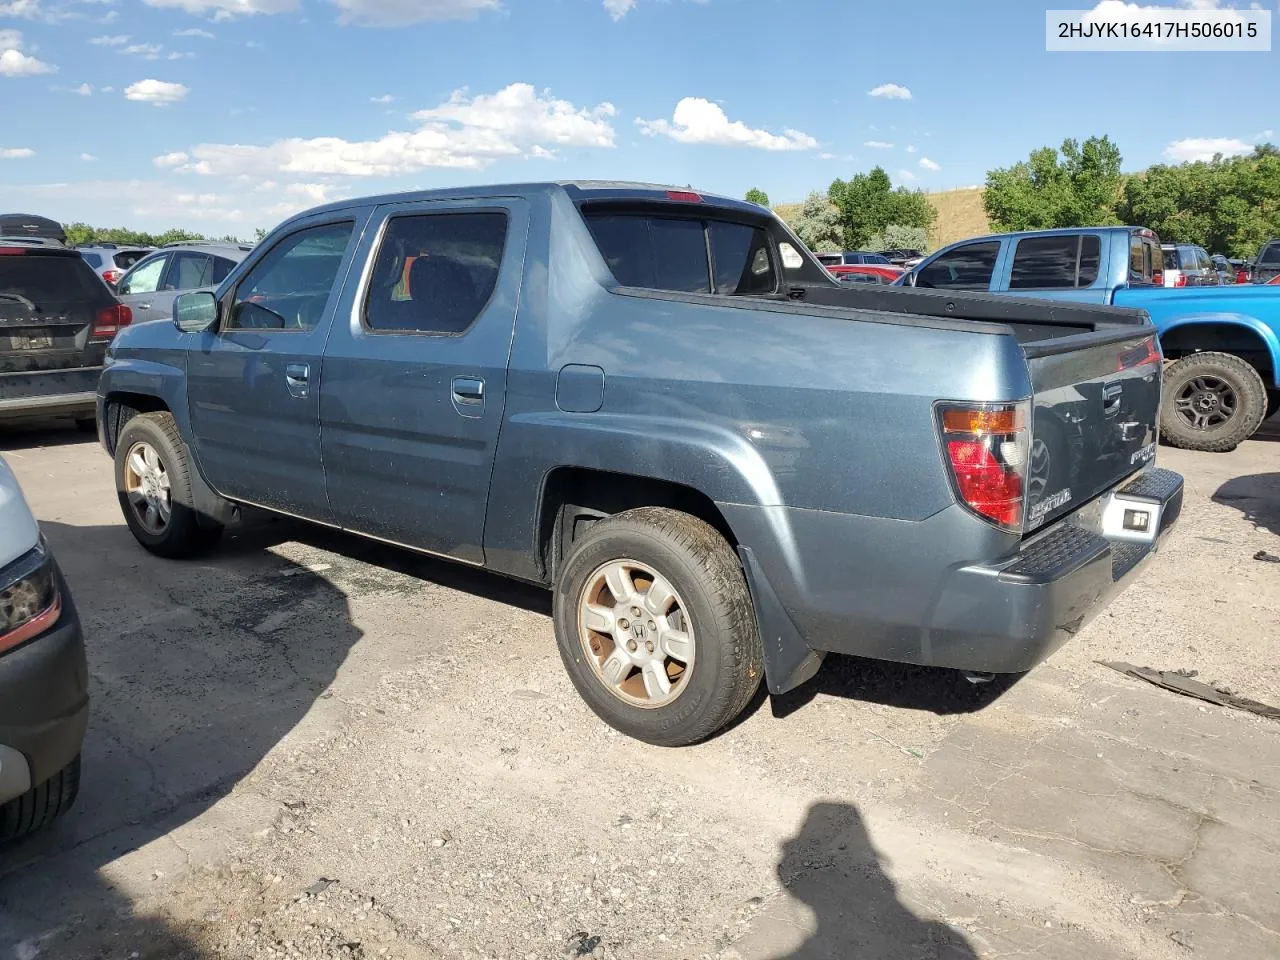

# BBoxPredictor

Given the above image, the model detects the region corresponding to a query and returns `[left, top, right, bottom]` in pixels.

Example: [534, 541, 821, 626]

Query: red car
[826, 263, 904, 283]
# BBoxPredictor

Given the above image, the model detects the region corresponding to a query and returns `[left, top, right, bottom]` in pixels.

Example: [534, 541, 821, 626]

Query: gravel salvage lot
[1, 422, 1278, 960]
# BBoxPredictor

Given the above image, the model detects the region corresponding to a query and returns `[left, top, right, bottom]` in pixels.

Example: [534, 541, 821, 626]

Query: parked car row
[896, 226, 1280, 451]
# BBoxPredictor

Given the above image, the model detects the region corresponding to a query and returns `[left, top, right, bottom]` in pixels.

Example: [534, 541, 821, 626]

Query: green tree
[744, 187, 770, 207]
[791, 191, 844, 252]
[828, 167, 936, 248]
[1118, 145, 1280, 257]
[983, 135, 1123, 231]
[867, 224, 929, 253]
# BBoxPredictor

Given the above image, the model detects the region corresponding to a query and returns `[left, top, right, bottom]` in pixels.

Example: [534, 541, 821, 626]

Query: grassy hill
[773, 186, 991, 252]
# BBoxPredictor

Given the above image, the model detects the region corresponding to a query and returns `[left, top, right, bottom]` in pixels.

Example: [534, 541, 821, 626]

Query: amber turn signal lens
[941, 407, 1022, 435]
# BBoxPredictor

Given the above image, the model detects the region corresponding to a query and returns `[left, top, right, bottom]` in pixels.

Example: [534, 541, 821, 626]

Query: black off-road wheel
[0, 754, 80, 845]
[552, 507, 763, 747]
[114, 411, 222, 558]
[1160, 352, 1268, 453]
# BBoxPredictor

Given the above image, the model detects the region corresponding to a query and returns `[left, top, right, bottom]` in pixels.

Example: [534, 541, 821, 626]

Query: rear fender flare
[1158, 314, 1280, 387]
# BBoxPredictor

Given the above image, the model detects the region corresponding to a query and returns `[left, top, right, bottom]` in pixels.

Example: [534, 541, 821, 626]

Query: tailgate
[1023, 329, 1162, 531]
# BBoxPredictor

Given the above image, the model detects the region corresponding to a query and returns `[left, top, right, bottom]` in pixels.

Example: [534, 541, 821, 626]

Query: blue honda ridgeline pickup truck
[96, 183, 1182, 746]
[901, 227, 1280, 452]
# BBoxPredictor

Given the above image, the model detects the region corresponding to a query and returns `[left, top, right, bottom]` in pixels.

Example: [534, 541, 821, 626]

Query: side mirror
[174, 291, 218, 333]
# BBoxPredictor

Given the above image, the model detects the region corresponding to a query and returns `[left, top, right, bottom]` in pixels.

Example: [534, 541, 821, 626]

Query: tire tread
[0, 754, 81, 845]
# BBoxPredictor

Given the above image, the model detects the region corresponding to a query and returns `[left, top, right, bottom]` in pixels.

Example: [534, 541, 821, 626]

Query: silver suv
[114, 241, 252, 324]
[76, 244, 155, 290]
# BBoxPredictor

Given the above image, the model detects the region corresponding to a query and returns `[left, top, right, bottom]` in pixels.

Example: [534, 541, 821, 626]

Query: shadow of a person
[765, 802, 977, 960]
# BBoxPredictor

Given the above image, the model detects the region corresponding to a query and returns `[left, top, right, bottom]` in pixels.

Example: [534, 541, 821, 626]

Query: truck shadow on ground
[755, 801, 977, 959]
[0, 518, 368, 959]
[1213, 472, 1280, 537]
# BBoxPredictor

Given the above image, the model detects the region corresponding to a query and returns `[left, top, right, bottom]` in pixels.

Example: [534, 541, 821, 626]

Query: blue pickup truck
[96, 183, 1181, 745]
[900, 227, 1280, 451]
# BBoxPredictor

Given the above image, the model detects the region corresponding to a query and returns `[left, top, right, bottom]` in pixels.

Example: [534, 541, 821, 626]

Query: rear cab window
[1009, 234, 1101, 289]
[583, 207, 779, 296]
[1130, 233, 1163, 286]
[1258, 242, 1280, 266]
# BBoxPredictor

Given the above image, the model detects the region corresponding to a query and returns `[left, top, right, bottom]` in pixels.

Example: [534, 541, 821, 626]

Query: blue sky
[0, 0, 1275, 235]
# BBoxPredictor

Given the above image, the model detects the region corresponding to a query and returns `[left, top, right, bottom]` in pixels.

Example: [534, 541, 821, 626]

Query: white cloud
[168, 50, 194, 58]
[919, 156, 941, 171]
[0, 31, 55, 76]
[637, 97, 817, 151]
[174, 27, 216, 38]
[125, 78, 189, 105]
[74, 81, 93, 94]
[0, 147, 35, 159]
[142, 0, 298, 17]
[80, 152, 97, 161]
[124, 43, 165, 58]
[603, 0, 634, 18]
[1085, 0, 1256, 29]
[159, 82, 617, 177]
[868, 83, 912, 100]
[1164, 136, 1255, 162]
[905, 144, 917, 153]
[154, 150, 190, 168]
[370, 93, 394, 104]
[90, 34, 130, 45]
[897, 169, 917, 181]
[0, 0, 47, 20]
[863, 140, 894, 149]
[816, 152, 837, 160]
[332, 0, 501, 27]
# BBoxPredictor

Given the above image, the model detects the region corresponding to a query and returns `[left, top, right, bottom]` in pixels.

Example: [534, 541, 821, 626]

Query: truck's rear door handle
[452, 377, 485, 404]
[285, 362, 310, 399]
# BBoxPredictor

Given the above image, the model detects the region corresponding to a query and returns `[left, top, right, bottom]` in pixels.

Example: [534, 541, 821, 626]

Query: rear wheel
[0, 754, 80, 844]
[115, 412, 222, 558]
[1160, 352, 1268, 452]
[552, 507, 763, 747]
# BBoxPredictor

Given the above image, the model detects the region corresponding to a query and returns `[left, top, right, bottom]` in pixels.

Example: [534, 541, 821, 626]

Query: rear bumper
[0, 572, 89, 804]
[0, 365, 102, 422]
[724, 467, 1184, 693]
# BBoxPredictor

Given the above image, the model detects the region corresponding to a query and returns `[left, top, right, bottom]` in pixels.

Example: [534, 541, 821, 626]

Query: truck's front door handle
[285, 363, 310, 399]
[452, 377, 485, 404]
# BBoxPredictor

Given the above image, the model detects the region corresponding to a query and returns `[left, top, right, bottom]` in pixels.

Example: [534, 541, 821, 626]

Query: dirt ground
[1, 418, 1278, 960]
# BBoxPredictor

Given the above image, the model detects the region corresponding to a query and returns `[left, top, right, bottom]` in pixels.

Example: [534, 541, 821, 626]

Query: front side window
[1009, 235, 1101, 289]
[226, 221, 354, 332]
[364, 212, 508, 335]
[118, 255, 167, 296]
[915, 242, 1000, 290]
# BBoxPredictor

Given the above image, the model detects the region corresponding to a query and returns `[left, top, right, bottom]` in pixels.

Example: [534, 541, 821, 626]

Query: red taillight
[0, 247, 28, 256]
[665, 190, 703, 203]
[1152, 269, 1164, 286]
[1118, 335, 1162, 372]
[92, 304, 133, 339]
[1174, 274, 1187, 287]
[102, 268, 122, 285]
[937, 402, 1028, 531]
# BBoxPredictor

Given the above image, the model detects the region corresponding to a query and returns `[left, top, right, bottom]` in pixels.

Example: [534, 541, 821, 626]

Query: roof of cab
[282, 180, 762, 225]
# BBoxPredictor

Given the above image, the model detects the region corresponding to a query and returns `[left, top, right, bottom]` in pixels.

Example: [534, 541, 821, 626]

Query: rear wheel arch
[1158, 321, 1277, 385]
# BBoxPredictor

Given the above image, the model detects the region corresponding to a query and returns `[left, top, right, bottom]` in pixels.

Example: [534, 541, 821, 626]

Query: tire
[0, 754, 80, 844]
[1160, 352, 1268, 453]
[1266, 390, 1280, 423]
[552, 507, 763, 747]
[115, 411, 223, 558]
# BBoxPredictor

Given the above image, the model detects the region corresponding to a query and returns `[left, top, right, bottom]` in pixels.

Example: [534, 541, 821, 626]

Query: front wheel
[114, 411, 223, 558]
[1160, 352, 1268, 453]
[0, 754, 80, 844]
[552, 507, 763, 747]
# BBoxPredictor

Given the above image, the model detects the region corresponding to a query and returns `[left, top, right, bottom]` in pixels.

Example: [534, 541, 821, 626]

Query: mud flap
[737, 545, 825, 695]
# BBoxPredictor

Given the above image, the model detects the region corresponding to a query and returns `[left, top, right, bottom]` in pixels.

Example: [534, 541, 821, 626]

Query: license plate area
[8, 334, 54, 351]
[1101, 492, 1161, 544]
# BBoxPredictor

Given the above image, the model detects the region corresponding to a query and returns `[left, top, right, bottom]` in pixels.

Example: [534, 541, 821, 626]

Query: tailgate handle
[1102, 382, 1123, 417]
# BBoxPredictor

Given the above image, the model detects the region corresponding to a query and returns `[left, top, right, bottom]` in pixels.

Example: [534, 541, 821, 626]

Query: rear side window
[212, 256, 237, 284]
[0, 254, 105, 305]
[1162, 248, 1179, 270]
[916, 241, 1000, 290]
[1009, 235, 1101, 289]
[114, 250, 151, 269]
[364, 212, 508, 335]
[708, 221, 775, 294]
[1260, 243, 1280, 265]
[80, 252, 103, 268]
